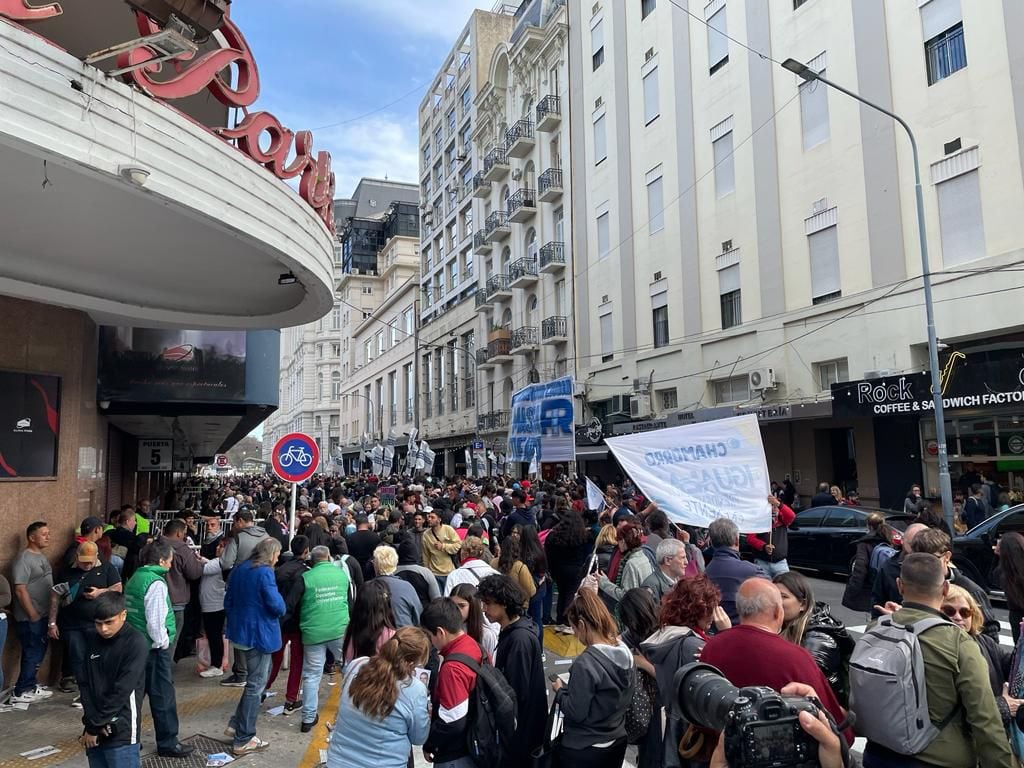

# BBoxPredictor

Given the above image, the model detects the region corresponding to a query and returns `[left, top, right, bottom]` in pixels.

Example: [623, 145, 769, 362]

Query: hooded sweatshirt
[495, 617, 547, 760]
[80, 622, 149, 746]
[555, 640, 634, 750]
[220, 525, 268, 571]
[641, 626, 706, 768]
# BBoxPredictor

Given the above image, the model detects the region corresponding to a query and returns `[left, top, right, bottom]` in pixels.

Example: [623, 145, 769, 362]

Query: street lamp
[781, 58, 954, 532]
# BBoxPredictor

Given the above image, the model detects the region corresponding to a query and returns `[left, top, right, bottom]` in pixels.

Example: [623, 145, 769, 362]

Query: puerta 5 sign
[832, 347, 1024, 418]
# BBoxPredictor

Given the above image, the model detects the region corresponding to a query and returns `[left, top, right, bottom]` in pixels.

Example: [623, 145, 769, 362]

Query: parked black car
[952, 504, 1024, 598]
[785, 505, 914, 575]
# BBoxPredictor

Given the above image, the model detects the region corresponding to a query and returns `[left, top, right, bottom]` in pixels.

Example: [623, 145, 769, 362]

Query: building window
[376, 332, 385, 356]
[600, 312, 613, 363]
[593, 112, 607, 164]
[317, 372, 324, 399]
[936, 169, 985, 266]
[808, 225, 841, 303]
[652, 305, 669, 348]
[365, 339, 373, 364]
[658, 387, 678, 410]
[646, 165, 664, 234]
[331, 305, 341, 330]
[403, 306, 415, 336]
[642, 0, 656, 19]
[597, 211, 611, 259]
[713, 375, 749, 404]
[719, 263, 741, 329]
[707, 5, 728, 74]
[711, 133, 735, 200]
[642, 65, 659, 124]
[815, 358, 849, 391]
[592, 18, 605, 70]
[793, 0, 809, 7]
[331, 371, 341, 401]
[315, 415, 322, 429]
[799, 68, 830, 150]
[331, 342, 340, 357]
[390, 319, 399, 347]
[317, 344, 323, 359]
[923, 0, 966, 86]
[361, 286, 373, 295]
[449, 261, 458, 291]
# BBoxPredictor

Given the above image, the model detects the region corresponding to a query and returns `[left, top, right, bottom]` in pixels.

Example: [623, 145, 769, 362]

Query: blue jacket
[224, 560, 286, 654]
[704, 547, 766, 624]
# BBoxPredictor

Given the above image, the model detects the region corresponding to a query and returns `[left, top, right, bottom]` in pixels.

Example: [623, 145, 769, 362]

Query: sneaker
[70, 695, 82, 709]
[58, 677, 77, 693]
[157, 744, 196, 759]
[283, 700, 301, 714]
[300, 714, 319, 733]
[12, 686, 52, 703]
[220, 674, 247, 688]
[223, 726, 236, 740]
[200, 668, 225, 679]
[233, 737, 269, 756]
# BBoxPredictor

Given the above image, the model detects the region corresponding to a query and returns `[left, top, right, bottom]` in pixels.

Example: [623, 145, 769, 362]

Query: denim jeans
[14, 618, 48, 694]
[144, 648, 180, 751]
[86, 743, 141, 768]
[528, 582, 548, 643]
[434, 759, 477, 768]
[301, 637, 342, 724]
[754, 558, 790, 578]
[0, 615, 8, 692]
[228, 649, 271, 748]
[65, 626, 95, 684]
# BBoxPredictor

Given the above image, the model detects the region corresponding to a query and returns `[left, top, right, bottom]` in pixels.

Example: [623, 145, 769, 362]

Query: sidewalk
[0, 628, 589, 768]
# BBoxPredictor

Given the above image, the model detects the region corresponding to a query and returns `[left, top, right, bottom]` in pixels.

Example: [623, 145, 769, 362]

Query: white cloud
[315, 115, 420, 198]
[321, 0, 492, 40]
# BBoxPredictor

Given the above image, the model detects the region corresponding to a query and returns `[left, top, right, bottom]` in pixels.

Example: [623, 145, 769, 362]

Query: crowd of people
[3, 470, 1024, 768]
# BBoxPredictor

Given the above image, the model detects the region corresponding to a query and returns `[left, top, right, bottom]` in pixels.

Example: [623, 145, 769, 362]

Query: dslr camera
[675, 663, 835, 768]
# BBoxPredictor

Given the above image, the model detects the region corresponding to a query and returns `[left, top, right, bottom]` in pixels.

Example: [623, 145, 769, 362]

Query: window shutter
[808, 226, 841, 298]
[718, 264, 740, 294]
[600, 313, 613, 355]
[920, 0, 961, 40]
[643, 67, 659, 123]
[936, 169, 985, 266]
[591, 19, 604, 54]
[800, 77, 830, 149]
[713, 132, 735, 197]
[707, 8, 728, 66]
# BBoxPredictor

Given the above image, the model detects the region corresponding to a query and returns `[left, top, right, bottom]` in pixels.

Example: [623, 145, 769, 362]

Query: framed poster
[0, 370, 61, 479]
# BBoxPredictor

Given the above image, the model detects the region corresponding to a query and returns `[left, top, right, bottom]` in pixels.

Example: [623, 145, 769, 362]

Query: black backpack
[445, 650, 518, 767]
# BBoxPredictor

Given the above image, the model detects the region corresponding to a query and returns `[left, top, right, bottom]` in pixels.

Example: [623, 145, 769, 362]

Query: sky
[230, 0, 495, 199]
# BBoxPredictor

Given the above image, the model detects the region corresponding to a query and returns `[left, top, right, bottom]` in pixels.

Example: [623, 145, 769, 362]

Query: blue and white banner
[604, 414, 771, 533]
[585, 477, 606, 511]
[508, 376, 576, 464]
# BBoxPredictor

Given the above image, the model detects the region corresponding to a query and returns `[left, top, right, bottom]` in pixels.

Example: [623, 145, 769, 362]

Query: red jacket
[426, 632, 481, 763]
[745, 503, 795, 554]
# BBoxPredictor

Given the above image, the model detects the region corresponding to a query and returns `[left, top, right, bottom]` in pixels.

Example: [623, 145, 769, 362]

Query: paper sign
[604, 414, 771, 533]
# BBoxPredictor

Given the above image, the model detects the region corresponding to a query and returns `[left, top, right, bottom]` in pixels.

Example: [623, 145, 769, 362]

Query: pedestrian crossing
[847, 620, 1016, 646]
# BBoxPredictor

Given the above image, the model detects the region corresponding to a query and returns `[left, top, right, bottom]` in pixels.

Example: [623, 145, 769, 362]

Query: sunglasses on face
[941, 605, 972, 620]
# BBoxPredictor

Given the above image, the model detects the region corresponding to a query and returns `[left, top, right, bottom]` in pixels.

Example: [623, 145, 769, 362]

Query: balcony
[484, 210, 511, 242]
[483, 146, 509, 182]
[470, 171, 491, 199]
[511, 326, 539, 354]
[539, 241, 566, 273]
[538, 168, 563, 203]
[478, 410, 512, 433]
[542, 315, 569, 345]
[536, 95, 562, 132]
[476, 347, 494, 368]
[507, 188, 537, 223]
[485, 273, 512, 301]
[486, 337, 513, 365]
[475, 290, 493, 312]
[473, 230, 493, 254]
[509, 257, 539, 288]
[505, 118, 536, 159]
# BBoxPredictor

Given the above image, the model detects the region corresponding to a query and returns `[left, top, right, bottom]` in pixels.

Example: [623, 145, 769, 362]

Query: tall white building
[568, 0, 1024, 508]
[263, 179, 419, 471]
[471, 0, 573, 472]
[417, 7, 516, 476]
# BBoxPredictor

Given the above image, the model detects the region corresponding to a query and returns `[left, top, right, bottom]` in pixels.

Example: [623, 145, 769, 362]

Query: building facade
[568, 0, 1024, 506]
[471, 0, 573, 472]
[262, 180, 419, 470]
[417, 7, 516, 475]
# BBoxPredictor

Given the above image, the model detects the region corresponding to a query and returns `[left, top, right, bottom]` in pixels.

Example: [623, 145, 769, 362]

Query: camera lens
[675, 663, 740, 731]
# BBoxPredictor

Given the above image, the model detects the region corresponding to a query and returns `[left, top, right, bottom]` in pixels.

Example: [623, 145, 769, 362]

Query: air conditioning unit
[608, 394, 631, 414]
[632, 378, 649, 394]
[630, 394, 652, 419]
[748, 367, 777, 391]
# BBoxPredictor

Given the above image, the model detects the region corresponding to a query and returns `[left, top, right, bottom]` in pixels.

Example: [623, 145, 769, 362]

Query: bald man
[871, 522, 927, 617]
[701, 579, 853, 745]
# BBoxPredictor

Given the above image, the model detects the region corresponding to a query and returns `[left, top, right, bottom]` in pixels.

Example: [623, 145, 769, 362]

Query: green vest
[125, 565, 175, 647]
[299, 561, 349, 645]
[135, 514, 151, 535]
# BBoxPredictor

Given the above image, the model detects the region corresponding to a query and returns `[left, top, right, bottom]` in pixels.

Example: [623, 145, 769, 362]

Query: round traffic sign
[214, 454, 229, 468]
[271, 432, 319, 483]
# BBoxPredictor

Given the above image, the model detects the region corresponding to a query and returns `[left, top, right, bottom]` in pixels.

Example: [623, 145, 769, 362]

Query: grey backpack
[848, 615, 961, 754]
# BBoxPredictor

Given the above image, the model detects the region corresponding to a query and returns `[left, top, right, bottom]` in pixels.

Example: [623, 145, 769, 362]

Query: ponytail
[349, 626, 430, 720]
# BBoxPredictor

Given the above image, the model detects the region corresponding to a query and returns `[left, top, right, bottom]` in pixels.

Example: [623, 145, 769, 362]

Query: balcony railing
[509, 256, 538, 284]
[536, 95, 562, 129]
[487, 337, 511, 360]
[473, 230, 492, 252]
[484, 147, 508, 174]
[542, 315, 568, 340]
[505, 118, 535, 147]
[476, 348, 491, 366]
[538, 168, 563, 198]
[484, 210, 510, 238]
[511, 326, 539, 350]
[478, 410, 511, 432]
[507, 188, 536, 218]
[539, 241, 565, 271]
[470, 171, 490, 198]
[486, 273, 511, 298]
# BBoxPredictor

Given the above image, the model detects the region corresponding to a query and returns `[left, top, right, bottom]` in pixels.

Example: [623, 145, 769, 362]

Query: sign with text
[508, 376, 575, 463]
[139, 438, 172, 472]
[0, 370, 60, 478]
[379, 485, 397, 508]
[605, 414, 771, 533]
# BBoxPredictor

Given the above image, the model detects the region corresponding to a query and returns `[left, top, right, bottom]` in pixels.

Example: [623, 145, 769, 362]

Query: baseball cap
[80, 516, 104, 536]
[76, 540, 99, 565]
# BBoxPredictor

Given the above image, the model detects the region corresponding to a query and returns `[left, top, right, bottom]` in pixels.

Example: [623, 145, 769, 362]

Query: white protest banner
[604, 414, 771, 533]
[585, 477, 606, 511]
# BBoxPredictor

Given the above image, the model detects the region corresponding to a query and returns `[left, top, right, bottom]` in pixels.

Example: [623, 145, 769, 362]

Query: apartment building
[471, 0, 574, 468]
[263, 180, 419, 471]
[417, 6, 516, 476]
[568, 0, 1024, 507]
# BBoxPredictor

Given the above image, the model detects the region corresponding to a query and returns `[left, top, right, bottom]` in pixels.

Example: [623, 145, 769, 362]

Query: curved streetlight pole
[781, 58, 954, 533]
